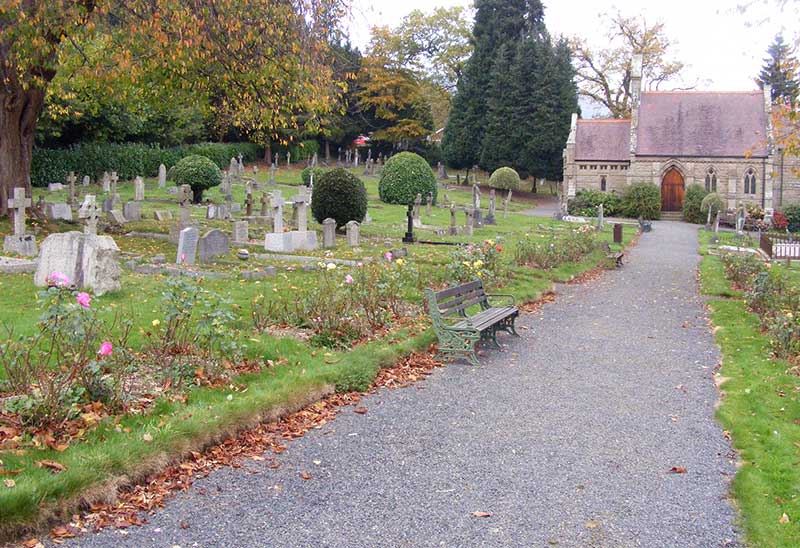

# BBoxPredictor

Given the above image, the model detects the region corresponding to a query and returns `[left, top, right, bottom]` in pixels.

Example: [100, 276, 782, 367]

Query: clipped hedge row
[31, 142, 263, 186]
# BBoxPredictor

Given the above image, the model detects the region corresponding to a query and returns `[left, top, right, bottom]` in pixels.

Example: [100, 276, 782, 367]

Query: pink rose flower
[384, 252, 393, 261]
[46, 271, 71, 288]
[345, 274, 354, 284]
[98, 341, 113, 356]
[76, 292, 92, 308]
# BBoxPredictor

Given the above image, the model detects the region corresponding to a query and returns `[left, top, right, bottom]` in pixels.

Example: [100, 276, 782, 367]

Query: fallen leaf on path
[180, 521, 190, 529]
[36, 460, 67, 473]
[50, 525, 77, 539]
[353, 407, 367, 415]
[585, 519, 600, 529]
[300, 472, 312, 480]
[779, 513, 790, 524]
[471, 511, 492, 518]
[21, 539, 43, 548]
[4, 478, 16, 488]
[668, 466, 687, 474]
[0, 467, 22, 476]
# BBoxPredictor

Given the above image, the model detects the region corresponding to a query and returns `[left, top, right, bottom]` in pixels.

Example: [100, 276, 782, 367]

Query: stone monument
[34, 232, 121, 295]
[3, 187, 37, 256]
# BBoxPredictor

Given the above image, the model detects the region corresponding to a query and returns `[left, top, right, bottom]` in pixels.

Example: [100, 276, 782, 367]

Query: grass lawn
[0, 167, 636, 541]
[699, 229, 800, 546]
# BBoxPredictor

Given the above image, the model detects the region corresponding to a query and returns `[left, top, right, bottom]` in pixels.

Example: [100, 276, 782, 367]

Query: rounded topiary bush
[622, 182, 661, 220]
[172, 154, 222, 202]
[378, 152, 437, 205]
[301, 166, 327, 186]
[682, 183, 708, 224]
[488, 167, 521, 191]
[701, 193, 724, 217]
[311, 168, 368, 228]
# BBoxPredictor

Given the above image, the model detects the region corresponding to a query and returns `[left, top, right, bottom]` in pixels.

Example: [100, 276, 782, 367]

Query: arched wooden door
[661, 168, 685, 211]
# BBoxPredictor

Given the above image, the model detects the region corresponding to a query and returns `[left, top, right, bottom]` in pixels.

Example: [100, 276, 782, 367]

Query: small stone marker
[260, 193, 269, 217]
[449, 204, 458, 236]
[48, 182, 64, 191]
[271, 190, 285, 233]
[597, 203, 604, 230]
[102, 172, 111, 193]
[233, 220, 249, 243]
[269, 164, 276, 185]
[108, 209, 127, 225]
[123, 201, 141, 221]
[485, 189, 496, 225]
[177, 226, 200, 264]
[178, 184, 192, 225]
[3, 187, 37, 256]
[67, 172, 77, 206]
[46, 202, 73, 221]
[158, 163, 167, 188]
[110, 172, 120, 208]
[206, 204, 217, 219]
[465, 209, 474, 236]
[245, 193, 253, 217]
[134, 176, 145, 201]
[346, 220, 360, 247]
[293, 189, 310, 231]
[426, 192, 433, 217]
[198, 229, 230, 263]
[503, 189, 512, 218]
[413, 193, 422, 227]
[79, 195, 101, 236]
[229, 157, 238, 179]
[82, 175, 90, 187]
[322, 218, 336, 248]
[154, 210, 173, 221]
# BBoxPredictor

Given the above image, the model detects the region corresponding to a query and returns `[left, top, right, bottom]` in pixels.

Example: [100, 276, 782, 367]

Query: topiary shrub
[311, 168, 368, 228]
[682, 184, 708, 224]
[378, 151, 437, 205]
[568, 189, 622, 217]
[488, 167, 521, 191]
[301, 166, 327, 186]
[701, 193, 724, 218]
[172, 154, 222, 202]
[622, 182, 661, 220]
[782, 204, 800, 232]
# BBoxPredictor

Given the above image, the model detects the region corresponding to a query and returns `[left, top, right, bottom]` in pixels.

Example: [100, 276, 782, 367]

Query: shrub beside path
[70, 222, 739, 548]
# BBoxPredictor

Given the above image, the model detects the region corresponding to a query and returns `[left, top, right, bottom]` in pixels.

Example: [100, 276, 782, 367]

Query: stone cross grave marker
[426, 192, 433, 217]
[403, 203, 416, 243]
[177, 226, 199, 264]
[322, 217, 336, 248]
[260, 193, 269, 217]
[274, 152, 279, 168]
[464, 209, 474, 236]
[245, 193, 254, 217]
[110, 172, 120, 207]
[346, 220, 360, 247]
[4, 187, 37, 257]
[237, 153, 244, 175]
[67, 171, 77, 206]
[178, 184, 193, 225]
[485, 189, 496, 225]
[233, 220, 249, 243]
[158, 163, 167, 188]
[269, 164, 276, 185]
[286, 151, 291, 166]
[78, 194, 100, 235]
[293, 189, 310, 232]
[735, 203, 746, 234]
[102, 172, 111, 193]
[82, 175, 90, 187]
[449, 204, 458, 236]
[271, 190, 285, 233]
[134, 176, 145, 201]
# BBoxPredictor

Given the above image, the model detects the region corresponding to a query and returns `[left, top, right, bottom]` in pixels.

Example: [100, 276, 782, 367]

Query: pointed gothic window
[705, 168, 717, 192]
[600, 175, 607, 191]
[744, 168, 757, 195]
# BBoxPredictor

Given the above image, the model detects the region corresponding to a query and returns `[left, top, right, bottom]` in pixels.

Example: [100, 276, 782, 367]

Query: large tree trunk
[0, 87, 44, 216]
[325, 139, 330, 162]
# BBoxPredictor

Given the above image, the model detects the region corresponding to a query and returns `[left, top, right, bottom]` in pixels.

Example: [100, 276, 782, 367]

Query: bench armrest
[485, 293, 516, 306]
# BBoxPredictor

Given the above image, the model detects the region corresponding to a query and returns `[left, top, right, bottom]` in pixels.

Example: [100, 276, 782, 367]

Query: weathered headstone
[48, 182, 64, 192]
[102, 172, 111, 193]
[233, 220, 249, 243]
[712, 211, 721, 243]
[260, 193, 269, 217]
[45, 203, 73, 221]
[449, 204, 458, 236]
[3, 187, 37, 256]
[413, 193, 422, 228]
[485, 189, 496, 225]
[198, 229, 230, 263]
[269, 164, 276, 185]
[154, 210, 173, 221]
[322, 218, 336, 248]
[66, 172, 77, 207]
[273, 153, 279, 168]
[426, 192, 433, 217]
[123, 201, 141, 221]
[464, 209, 474, 236]
[178, 184, 193, 225]
[82, 175, 90, 187]
[472, 183, 481, 210]
[735, 203, 746, 234]
[109, 172, 120, 208]
[78, 195, 100, 236]
[403, 203, 416, 243]
[270, 190, 285, 233]
[286, 151, 291, 166]
[34, 232, 121, 295]
[206, 204, 217, 219]
[176, 226, 200, 264]
[229, 157, 238, 178]
[597, 203, 604, 230]
[438, 162, 447, 180]
[237, 153, 244, 175]
[158, 163, 167, 188]
[108, 209, 127, 225]
[346, 220, 360, 247]
[293, 189, 310, 231]
[503, 189, 512, 218]
[245, 193, 254, 217]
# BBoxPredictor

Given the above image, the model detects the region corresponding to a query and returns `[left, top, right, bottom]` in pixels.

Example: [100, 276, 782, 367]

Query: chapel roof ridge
[578, 118, 631, 123]
[642, 90, 762, 95]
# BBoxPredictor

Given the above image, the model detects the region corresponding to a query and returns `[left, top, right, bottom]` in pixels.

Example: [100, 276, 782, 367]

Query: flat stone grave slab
[0, 256, 37, 273]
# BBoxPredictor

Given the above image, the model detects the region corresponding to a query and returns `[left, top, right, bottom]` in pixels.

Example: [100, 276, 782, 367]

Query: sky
[346, 0, 800, 94]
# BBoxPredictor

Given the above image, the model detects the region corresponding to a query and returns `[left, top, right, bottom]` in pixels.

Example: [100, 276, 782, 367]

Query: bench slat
[438, 288, 486, 312]
[442, 295, 489, 316]
[435, 280, 482, 300]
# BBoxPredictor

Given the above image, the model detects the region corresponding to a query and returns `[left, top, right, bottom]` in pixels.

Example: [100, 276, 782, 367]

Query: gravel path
[70, 221, 739, 548]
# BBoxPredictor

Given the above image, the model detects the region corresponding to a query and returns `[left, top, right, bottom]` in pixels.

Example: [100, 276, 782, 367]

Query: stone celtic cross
[271, 190, 285, 233]
[8, 187, 31, 236]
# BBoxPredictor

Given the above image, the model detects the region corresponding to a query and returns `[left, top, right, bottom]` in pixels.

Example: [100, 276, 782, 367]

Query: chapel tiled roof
[574, 119, 631, 161]
[636, 91, 768, 158]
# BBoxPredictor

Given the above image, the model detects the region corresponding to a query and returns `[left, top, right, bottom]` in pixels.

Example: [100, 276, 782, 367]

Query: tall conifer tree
[757, 34, 799, 104]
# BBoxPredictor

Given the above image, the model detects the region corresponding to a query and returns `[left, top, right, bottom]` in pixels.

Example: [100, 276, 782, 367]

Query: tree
[442, 0, 529, 168]
[757, 34, 800, 104]
[570, 12, 688, 118]
[479, 42, 518, 171]
[0, 0, 345, 215]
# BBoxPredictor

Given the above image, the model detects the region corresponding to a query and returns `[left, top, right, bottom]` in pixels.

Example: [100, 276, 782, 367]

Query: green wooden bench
[425, 279, 519, 366]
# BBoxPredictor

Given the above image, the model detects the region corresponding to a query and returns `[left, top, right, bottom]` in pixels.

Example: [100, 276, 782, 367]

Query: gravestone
[237, 153, 244, 175]
[233, 220, 249, 243]
[426, 192, 433, 217]
[346, 220, 360, 247]
[449, 204, 458, 236]
[403, 204, 416, 243]
[293, 189, 310, 231]
[206, 204, 217, 219]
[264, 190, 317, 252]
[82, 175, 90, 187]
[270, 190, 285, 233]
[245, 193, 254, 217]
[178, 184, 193, 225]
[108, 209, 127, 225]
[269, 164, 276, 185]
[597, 203, 604, 230]
[229, 157, 238, 179]
[220, 172, 232, 195]
[503, 189, 512, 218]
[273, 153, 279, 168]
[485, 189, 496, 225]
[48, 183, 64, 191]
[3, 187, 37, 256]
[464, 209, 474, 236]
[158, 163, 167, 188]
[78, 195, 100, 236]
[66, 172, 77, 206]
[34, 232, 121, 295]
[712, 211, 721, 243]
[102, 172, 111, 193]
[123, 201, 142, 221]
[46, 202, 73, 221]
[176, 226, 200, 264]
[216, 204, 230, 220]
[438, 162, 447, 180]
[286, 151, 291, 166]
[231, 203, 242, 214]
[322, 218, 336, 248]
[471, 184, 483, 226]
[735, 203, 746, 234]
[413, 193, 422, 228]
[198, 229, 230, 263]
[109, 172, 120, 208]
[260, 193, 269, 217]
[154, 210, 173, 221]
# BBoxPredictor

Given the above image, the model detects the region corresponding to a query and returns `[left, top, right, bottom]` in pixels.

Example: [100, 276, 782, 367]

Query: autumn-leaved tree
[570, 12, 688, 118]
[0, 0, 345, 215]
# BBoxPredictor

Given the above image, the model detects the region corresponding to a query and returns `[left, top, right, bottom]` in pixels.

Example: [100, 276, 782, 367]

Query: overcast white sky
[346, 0, 800, 92]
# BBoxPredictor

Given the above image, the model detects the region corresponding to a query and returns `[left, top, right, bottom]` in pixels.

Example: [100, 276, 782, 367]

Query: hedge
[30, 142, 263, 186]
[682, 183, 708, 224]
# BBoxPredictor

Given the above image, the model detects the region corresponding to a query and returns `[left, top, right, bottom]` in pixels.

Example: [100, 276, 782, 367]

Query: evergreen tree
[757, 34, 800, 104]
[480, 42, 519, 171]
[442, 0, 527, 169]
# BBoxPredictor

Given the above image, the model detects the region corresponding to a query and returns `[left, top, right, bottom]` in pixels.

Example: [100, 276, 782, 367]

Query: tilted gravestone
[34, 232, 121, 295]
[322, 218, 336, 248]
[3, 187, 37, 256]
[346, 220, 360, 247]
[158, 163, 167, 188]
[154, 210, 173, 221]
[233, 220, 249, 243]
[108, 209, 127, 225]
[198, 229, 230, 263]
[464, 209, 474, 236]
[123, 201, 142, 221]
[177, 226, 200, 264]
